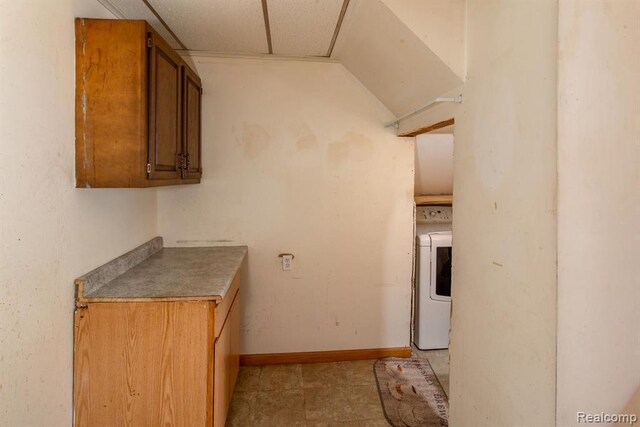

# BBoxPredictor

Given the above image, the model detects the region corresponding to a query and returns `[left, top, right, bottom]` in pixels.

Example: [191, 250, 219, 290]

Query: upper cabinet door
[148, 32, 182, 180]
[182, 66, 203, 181]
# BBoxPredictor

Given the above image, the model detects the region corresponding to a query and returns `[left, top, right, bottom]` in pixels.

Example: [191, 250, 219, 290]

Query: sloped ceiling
[95, 0, 464, 128]
[331, 0, 463, 120]
[380, 0, 465, 80]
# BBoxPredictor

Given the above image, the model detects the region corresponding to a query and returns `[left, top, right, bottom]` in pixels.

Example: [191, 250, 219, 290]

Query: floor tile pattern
[226, 350, 449, 426]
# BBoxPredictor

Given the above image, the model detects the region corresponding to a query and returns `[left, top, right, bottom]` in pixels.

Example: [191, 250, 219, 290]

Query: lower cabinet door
[73, 302, 211, 426]
[213, 292, 240, 427]
[213, 321, 230, 427]
[228, 292, 241, 395]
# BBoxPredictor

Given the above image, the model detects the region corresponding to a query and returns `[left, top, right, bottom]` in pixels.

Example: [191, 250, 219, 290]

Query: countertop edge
[76, 240, 247, 304]
[78, 295, 223, 304]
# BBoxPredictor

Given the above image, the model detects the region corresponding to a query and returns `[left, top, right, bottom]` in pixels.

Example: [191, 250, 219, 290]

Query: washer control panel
[416, 206, 452, 224]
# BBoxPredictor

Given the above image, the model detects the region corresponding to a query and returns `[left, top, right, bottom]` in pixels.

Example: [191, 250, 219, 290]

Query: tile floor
[413, 347, 450, 395]
[226, 349, 449, 427]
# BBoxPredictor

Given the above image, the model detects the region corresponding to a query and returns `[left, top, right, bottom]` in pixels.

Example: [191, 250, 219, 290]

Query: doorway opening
[410, 118, 454, 397]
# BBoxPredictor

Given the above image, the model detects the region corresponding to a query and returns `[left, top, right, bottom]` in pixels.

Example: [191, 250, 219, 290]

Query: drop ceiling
[99, 0, 350, 57]
[95, 0, 463, 128]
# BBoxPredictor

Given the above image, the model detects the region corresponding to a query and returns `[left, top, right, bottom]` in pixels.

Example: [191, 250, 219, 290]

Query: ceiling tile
[147, 0, 269, 53]
[268, 0, 345, 57]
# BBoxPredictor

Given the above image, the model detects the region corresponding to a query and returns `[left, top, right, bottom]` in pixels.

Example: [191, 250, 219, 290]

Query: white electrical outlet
[282, 254, 293, 271]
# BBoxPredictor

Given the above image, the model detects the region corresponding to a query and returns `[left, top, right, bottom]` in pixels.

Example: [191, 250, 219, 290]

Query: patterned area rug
[374, 357, 449, 427]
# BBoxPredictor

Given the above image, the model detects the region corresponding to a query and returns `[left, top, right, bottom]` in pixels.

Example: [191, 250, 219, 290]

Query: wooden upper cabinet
[75, 18, 202, 188]
[148, 33, 182, 181]
[182, 65, 203, 180]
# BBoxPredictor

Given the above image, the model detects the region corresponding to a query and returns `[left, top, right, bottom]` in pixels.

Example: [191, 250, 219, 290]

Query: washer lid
[417, 231, 452, 246]
[417, 234, 432, 246]
[416, 222, 452, 235]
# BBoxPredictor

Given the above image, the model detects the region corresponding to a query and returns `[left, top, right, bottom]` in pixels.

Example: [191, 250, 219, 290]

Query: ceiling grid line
[96, 0, 126, 18]
[261, 0, 274, 54]
[327, 0, 350, 57]
[98, 0, 351, 58]
[142, 0, 187, 49]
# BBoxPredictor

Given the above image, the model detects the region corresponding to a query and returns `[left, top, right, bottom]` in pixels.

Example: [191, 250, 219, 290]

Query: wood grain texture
[75, 18, 148, 188]
[148, 27, 183, 180]
[206, 302, 216, 427]
[74, 18, 202, 188]
[414, 194, 453, 206]
[182, 64, 203, 180]
[213, 324, 229, 427]
[399, 118, 455, 137]
[213, 291, 241, 427]
[240, 347, 412, 366]
[213, 296, 231, 426]
[73, 302, 211, 426]
[228, 292, 241, 398]
[214, 271, 240, 337]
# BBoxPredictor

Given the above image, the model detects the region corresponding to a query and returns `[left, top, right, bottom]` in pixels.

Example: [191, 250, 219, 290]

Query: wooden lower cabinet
[73, 286, 240, 426]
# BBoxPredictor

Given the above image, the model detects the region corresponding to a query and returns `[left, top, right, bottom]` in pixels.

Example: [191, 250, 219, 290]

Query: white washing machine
[414, 206, 452, 350]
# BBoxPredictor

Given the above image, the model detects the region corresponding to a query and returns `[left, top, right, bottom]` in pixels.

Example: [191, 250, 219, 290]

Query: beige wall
[414, 133, 454, 196]
[157, 56, 415, 354]
[557, 0, 640, 424]
[0, 1, 158, 425]
[449, 1, 558, 426]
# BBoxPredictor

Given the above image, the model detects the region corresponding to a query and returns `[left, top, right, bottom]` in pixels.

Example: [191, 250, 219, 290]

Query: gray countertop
[76, 238, 247, 303]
